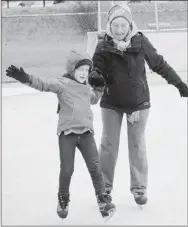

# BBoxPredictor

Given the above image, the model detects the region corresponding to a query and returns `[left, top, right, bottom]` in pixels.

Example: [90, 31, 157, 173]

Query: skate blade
[104, 208, 116, 222]
[137, 205, 143, 210]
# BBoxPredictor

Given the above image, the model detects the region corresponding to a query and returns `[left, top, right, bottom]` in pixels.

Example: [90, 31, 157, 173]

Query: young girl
[5, 50, 115, 220]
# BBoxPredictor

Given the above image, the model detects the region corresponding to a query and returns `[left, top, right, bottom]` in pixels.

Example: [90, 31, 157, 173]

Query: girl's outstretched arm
[6, 65, 64, 94]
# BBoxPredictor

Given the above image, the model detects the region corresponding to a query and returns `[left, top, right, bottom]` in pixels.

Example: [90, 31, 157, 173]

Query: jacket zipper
[140, 76, 146, 91]
[102, 47, 131, 79]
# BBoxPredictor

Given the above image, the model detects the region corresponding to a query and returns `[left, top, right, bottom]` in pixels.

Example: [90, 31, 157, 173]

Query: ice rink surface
[2, 83, 187, 225]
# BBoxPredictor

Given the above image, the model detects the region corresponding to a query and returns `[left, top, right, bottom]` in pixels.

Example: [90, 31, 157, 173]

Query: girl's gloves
[6, 65, 31, 84]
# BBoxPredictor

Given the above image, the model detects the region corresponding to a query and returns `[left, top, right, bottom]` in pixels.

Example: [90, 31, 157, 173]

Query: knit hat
[108, 3, 132, 25]
[75, 59, 92, 70]
[66, 50, 92, 75]
[105, 3, 138, 51]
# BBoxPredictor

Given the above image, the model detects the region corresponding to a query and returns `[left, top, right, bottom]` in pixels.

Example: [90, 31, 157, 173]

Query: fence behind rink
[2, 1, 187, 83]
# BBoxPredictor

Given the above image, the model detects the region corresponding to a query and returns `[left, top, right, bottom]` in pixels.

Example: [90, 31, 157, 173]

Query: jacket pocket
[59, 95, 74, 122]
[140, 77, 146, 91]
[130, 82, 146, 101]
[105, 82, 145, 107]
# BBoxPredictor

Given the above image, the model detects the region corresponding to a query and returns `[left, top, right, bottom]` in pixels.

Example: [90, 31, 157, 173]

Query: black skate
[57, 192, 70, 219]
[133, 192, 147, 209]
[97, 193, 116, 221]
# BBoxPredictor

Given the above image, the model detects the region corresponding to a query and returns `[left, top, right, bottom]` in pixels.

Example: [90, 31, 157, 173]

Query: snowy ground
[2, 83, 187, 226]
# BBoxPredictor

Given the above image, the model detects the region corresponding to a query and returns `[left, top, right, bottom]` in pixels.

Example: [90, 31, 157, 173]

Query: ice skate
[57, 192, 70, 219]
[133, 192, 147, 209]
[97, 193, 116, 221]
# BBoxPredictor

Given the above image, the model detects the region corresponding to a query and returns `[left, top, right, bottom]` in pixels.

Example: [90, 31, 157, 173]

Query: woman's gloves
[175, 82, 188, 97]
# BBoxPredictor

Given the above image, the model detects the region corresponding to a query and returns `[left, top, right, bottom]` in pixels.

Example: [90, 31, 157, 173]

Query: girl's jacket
[92, 32, 183, 114]
[26, 51, 102, 135]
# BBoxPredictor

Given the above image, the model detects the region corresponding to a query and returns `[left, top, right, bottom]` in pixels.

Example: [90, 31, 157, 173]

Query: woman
[88, 3, 188, 206]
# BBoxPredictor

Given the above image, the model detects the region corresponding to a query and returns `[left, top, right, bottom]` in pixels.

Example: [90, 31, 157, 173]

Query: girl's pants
[58, 131, 105, 195]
